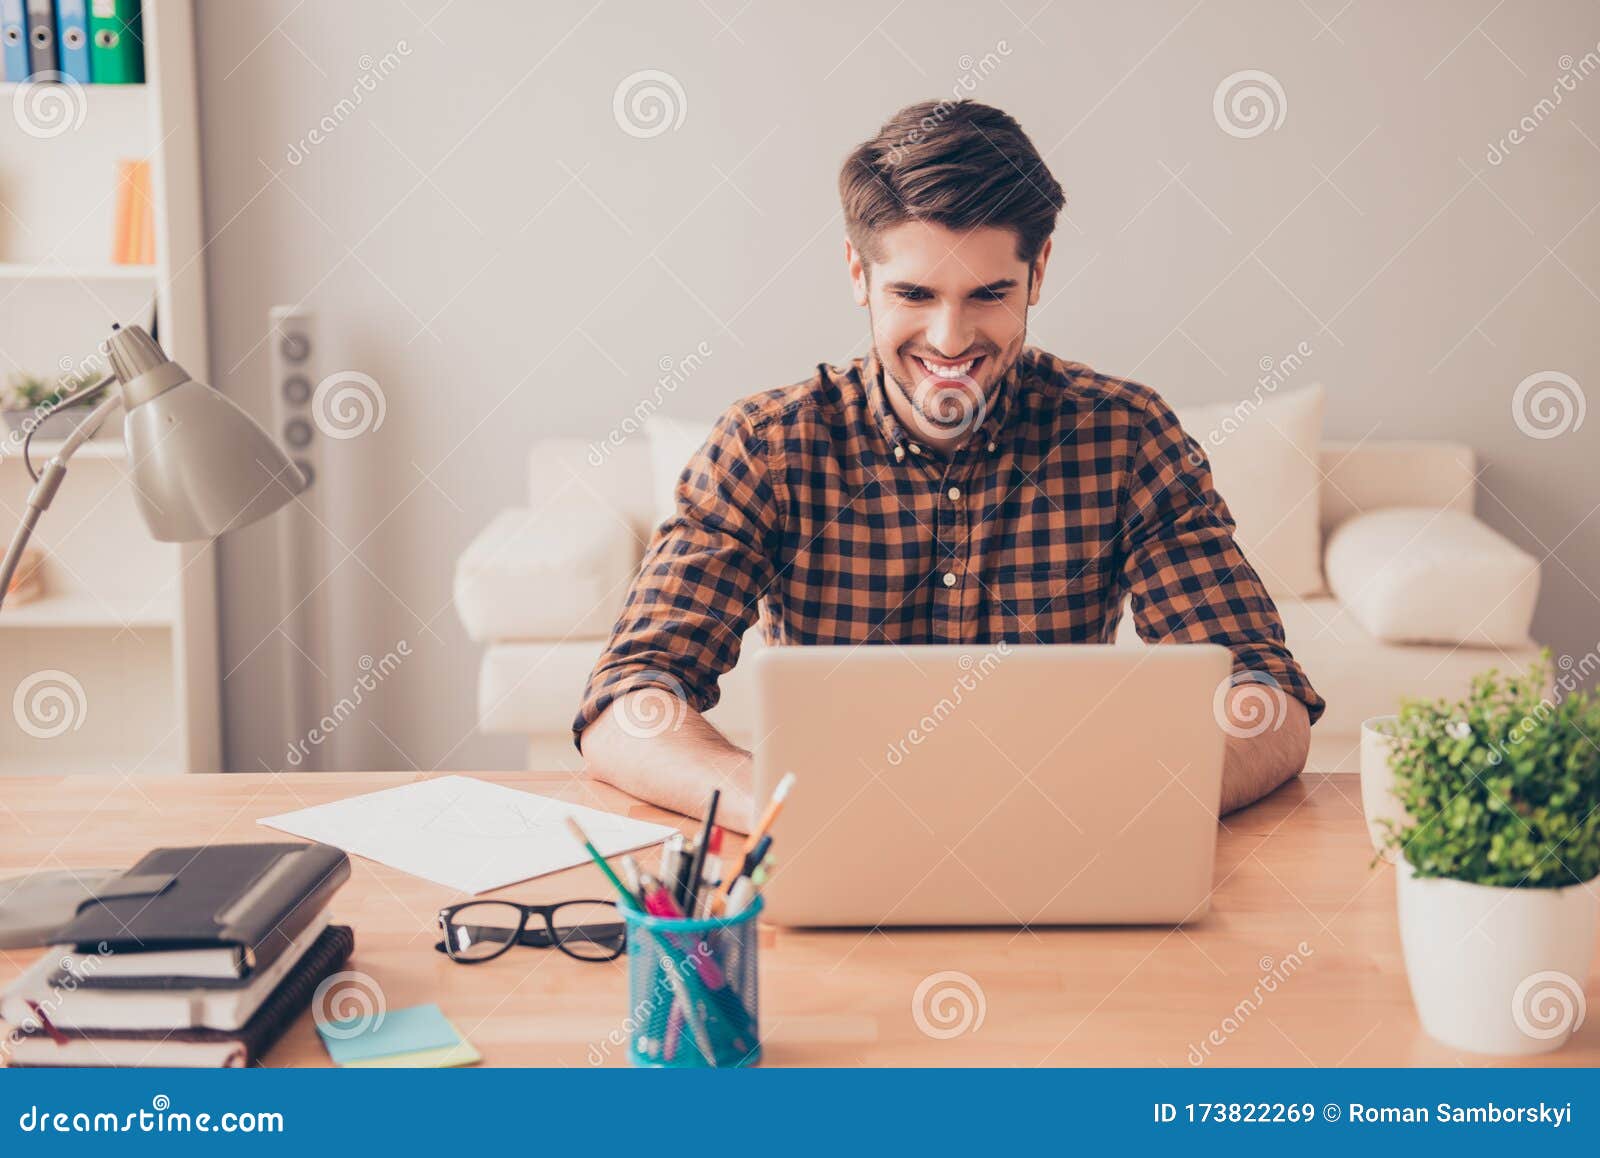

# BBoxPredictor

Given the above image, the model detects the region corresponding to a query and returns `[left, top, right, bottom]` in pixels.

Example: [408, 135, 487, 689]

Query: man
[574, 100, 1322, 832]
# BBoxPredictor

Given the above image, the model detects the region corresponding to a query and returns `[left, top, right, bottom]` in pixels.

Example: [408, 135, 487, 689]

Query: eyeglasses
[434, 899, 627, 964]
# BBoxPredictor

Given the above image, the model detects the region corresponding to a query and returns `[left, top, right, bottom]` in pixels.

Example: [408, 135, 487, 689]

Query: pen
[738, 834, 773, 882]
[704, 826, 724, 887]
[682, 789, 720, 917]
[660, 833, 685, 907]
[725, 877, 756, 917]
[563, 817, 639, 911]
[619, 855, 642, 900]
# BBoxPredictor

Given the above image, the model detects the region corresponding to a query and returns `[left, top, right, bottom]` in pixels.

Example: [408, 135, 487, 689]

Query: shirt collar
[859, 347, 1025, 458]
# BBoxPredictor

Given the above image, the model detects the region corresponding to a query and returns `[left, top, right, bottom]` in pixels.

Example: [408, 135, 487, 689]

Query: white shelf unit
[0, 262, 158, 281]
[0, 0, 219, 777]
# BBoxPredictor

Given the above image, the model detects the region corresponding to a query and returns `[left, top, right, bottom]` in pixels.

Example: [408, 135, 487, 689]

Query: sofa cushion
[1115, 594, 1543, 758]
[454, 506, 640, 642]
[1175, 383, 1325, 598]
[1323, 507, 1540, 647]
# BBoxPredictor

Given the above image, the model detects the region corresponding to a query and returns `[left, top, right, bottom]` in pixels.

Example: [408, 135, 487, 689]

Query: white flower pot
[1397, 859, 1597, 1055]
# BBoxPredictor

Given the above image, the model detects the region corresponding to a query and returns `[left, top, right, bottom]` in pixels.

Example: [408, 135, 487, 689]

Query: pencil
[718, 772, 795, 904]
[564, 816, 640, 910]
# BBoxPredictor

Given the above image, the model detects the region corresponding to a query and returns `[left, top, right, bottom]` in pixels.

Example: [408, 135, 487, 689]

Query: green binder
[88, 0, 142, 84]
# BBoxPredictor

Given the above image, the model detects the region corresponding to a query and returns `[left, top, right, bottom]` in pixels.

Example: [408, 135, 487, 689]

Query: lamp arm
[0, 390, 125, 614]
[23, 371, 118, 482]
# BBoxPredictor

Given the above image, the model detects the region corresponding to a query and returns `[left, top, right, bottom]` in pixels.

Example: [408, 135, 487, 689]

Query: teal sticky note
[318, 1003, 463, 1065]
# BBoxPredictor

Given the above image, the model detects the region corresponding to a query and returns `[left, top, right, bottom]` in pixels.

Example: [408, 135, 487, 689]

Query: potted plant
[1, 370, 106, 443]
[1381, 655, 1599, 1055]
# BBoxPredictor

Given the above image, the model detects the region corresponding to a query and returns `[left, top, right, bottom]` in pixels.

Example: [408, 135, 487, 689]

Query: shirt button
[893, 445, 906, 462]
[987, 441, 997, 453]
[947, 486, 961, 501]
[909, 443, 922, 455]
[942, 571, 957, 588]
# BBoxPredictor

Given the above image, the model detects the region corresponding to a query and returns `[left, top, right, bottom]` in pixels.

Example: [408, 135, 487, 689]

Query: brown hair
[839, 100, 1065, 268]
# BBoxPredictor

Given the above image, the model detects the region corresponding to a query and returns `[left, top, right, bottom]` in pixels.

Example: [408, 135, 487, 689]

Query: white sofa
[455, 406, 1544, 775]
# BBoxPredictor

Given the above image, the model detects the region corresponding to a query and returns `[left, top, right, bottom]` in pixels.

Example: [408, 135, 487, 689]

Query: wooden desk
[2, 771, 1595, 1067]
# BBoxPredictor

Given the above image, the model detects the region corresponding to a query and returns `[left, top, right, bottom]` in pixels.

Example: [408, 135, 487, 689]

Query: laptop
[750, 643, 1232, 927]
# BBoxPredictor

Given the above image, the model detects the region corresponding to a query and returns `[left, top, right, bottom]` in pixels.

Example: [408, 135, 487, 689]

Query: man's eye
[973, 289, 1006, 302]
[895, 289, 931, 302]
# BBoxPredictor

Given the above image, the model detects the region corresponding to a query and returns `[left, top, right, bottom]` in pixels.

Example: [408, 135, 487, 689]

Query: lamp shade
[108, 325, 306, 542]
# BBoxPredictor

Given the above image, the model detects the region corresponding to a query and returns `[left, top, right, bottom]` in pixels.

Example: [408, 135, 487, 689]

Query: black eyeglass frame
[434, 898, 627, 964]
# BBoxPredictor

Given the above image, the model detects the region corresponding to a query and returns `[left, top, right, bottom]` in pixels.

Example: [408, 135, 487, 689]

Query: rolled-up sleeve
[1118, 394, 1325, 724]
[572, 403, 780, 750]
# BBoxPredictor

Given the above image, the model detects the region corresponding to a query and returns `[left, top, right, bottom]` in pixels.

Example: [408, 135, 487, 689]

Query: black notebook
[6, 925, 355, 1068]
[53, 843, 349, 988]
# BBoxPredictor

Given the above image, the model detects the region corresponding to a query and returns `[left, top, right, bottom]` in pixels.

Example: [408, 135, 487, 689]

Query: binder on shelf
[87, 0, 140, 83]
[56, 0, 90, 82]
[2, 0, 27, 83]
[24, 0, 54, 78]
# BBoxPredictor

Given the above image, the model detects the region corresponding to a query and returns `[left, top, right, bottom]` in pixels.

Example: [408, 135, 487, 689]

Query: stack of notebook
[1, 843, 352, 1067]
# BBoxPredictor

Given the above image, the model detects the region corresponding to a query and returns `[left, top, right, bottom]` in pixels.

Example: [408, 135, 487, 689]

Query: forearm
[577, 692, 755, 833]
[1218, 693, 1311, 815]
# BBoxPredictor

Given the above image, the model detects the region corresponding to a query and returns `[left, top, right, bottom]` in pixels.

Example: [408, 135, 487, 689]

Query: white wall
[193, 0, 1600, 773]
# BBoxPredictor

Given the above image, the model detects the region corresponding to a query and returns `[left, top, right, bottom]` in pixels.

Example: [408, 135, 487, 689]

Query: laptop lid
[751, 643, 1232, 927]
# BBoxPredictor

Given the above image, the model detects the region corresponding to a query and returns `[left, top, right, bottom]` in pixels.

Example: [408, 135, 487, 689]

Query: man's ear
[1027, 236, 1052, 306]
[846, 239, 869, 307]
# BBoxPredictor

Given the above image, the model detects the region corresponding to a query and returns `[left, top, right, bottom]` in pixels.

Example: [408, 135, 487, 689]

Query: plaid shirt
[574, 346, 1323, 746]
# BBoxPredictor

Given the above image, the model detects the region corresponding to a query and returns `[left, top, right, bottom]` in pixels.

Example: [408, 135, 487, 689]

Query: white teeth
[920, 357, 976, 379]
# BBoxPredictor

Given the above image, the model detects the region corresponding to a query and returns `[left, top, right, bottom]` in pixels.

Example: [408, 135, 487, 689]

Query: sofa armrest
[1324, 507, 1539, 647]
[1317, 441, 1476, 534]
[454, 504, 640, 642]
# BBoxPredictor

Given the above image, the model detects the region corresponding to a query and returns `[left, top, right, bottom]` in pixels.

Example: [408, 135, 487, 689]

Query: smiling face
[848, 220, 1049, 452]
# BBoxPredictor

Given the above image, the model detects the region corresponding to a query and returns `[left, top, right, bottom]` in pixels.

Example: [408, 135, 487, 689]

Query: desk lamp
[0, 322, 306, 611]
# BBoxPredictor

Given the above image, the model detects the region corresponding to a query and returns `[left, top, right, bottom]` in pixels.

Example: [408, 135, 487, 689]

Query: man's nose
[924, 305, 975, 359]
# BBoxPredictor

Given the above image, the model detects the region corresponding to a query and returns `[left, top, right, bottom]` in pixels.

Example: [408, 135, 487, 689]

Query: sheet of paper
[257, 775, 676, 894]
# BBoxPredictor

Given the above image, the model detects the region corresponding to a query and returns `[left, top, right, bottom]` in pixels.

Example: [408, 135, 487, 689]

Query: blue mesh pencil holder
[623, 896, 762, 1068]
